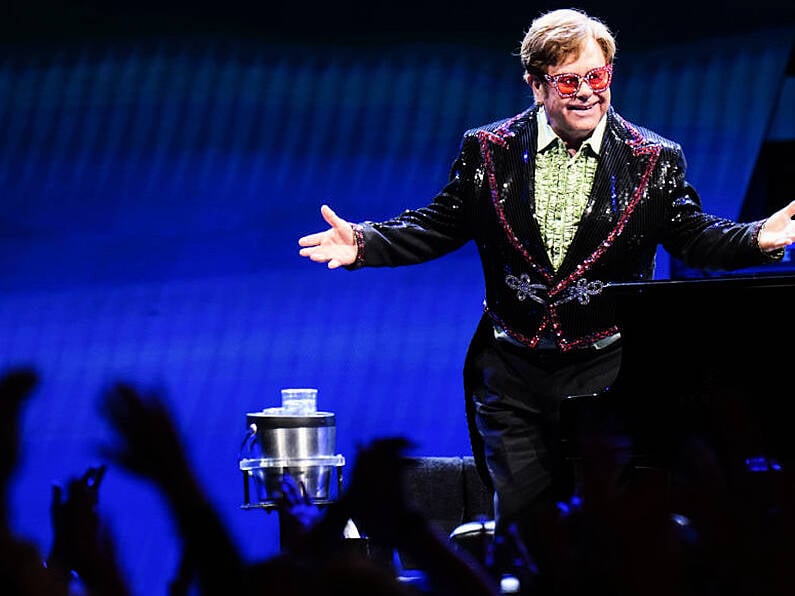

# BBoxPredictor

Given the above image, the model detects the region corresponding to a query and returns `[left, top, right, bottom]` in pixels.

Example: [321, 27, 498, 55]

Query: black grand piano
[602, 273, 795, 489]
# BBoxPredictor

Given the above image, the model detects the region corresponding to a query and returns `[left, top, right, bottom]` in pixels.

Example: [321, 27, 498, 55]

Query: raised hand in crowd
[277, 472, 324, 552]
[0, 367, 38, 490]
[0, 367, 70, 596]
[47, 464, 130, 596]
[98, 382, 245, 594]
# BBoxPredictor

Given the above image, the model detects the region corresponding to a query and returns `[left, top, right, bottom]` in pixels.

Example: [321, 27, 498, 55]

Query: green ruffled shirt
[535, 107, 607, 270]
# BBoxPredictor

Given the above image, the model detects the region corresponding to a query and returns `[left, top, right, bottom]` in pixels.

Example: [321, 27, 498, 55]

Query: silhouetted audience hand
[341, 437, 417, 546]
[98, 381, 245, 594]
[99, 383, 191, 489]
[0, 367, 72, 596]
[0, 367, 38, 485]
[47, 464, 130, 596]
[277, 472, 324, 551]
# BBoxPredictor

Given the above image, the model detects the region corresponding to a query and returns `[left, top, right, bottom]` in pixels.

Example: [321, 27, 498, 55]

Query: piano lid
[601, 273, 795, 476]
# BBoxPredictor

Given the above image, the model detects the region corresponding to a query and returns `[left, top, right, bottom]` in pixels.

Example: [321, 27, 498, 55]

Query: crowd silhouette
[1, 365, 795, 595]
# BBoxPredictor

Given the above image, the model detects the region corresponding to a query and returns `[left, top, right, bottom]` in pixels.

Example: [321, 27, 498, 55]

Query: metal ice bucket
[239, 409, 345, 505]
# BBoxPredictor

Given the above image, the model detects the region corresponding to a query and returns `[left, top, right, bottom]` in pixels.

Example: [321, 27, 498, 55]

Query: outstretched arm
[759, 200, 795, 252]
[298, 204, 358, 269]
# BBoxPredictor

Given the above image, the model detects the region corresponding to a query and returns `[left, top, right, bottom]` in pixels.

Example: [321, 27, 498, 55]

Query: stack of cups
[280, 388, 318, 415]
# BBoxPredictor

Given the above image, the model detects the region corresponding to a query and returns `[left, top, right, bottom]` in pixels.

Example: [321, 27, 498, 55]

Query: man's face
[528, 36, 611, 149]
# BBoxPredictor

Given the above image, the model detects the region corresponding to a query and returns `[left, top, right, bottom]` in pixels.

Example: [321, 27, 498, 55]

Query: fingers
[298, 232, 325, 247]
[51, 483, 63, 507]
[298, 205, 343, 247]
[82, 464, 107, 492]
[299, 244, 347, 268]
[320, 204, 343, 228]
[100, 383, 137, 425]
[299, 246, 332, 263]
[0, 367, 39, 411]
[298, 205, 355, 267]
[772, 200, 795, 222]
[93, 464, 108, 487]
[297, 480, 308, 501]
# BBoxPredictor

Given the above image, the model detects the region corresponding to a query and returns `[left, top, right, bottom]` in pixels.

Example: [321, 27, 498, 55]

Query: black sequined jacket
[351, 105, 775, 351]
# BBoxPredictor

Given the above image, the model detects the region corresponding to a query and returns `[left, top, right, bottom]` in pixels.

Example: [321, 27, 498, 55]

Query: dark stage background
[1, 2, 794, 593]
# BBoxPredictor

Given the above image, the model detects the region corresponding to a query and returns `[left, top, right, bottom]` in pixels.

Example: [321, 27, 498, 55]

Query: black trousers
[464, 316, 624, 553]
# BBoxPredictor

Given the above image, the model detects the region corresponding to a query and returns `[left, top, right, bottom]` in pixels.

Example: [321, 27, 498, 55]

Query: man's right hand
[298, 204, 357, 269]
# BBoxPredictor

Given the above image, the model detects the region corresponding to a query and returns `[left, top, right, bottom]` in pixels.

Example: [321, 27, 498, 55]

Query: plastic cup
[281, 388, 318, 415]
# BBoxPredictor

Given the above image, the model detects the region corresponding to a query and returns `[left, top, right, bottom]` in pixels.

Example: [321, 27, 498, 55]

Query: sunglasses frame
[543, 64, 613, 98]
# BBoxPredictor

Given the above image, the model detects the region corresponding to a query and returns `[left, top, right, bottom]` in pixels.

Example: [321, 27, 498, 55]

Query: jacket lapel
[483, 106, 554, 275]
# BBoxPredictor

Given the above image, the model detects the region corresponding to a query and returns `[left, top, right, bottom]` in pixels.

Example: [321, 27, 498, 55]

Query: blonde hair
[519, 8, 616, 78]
